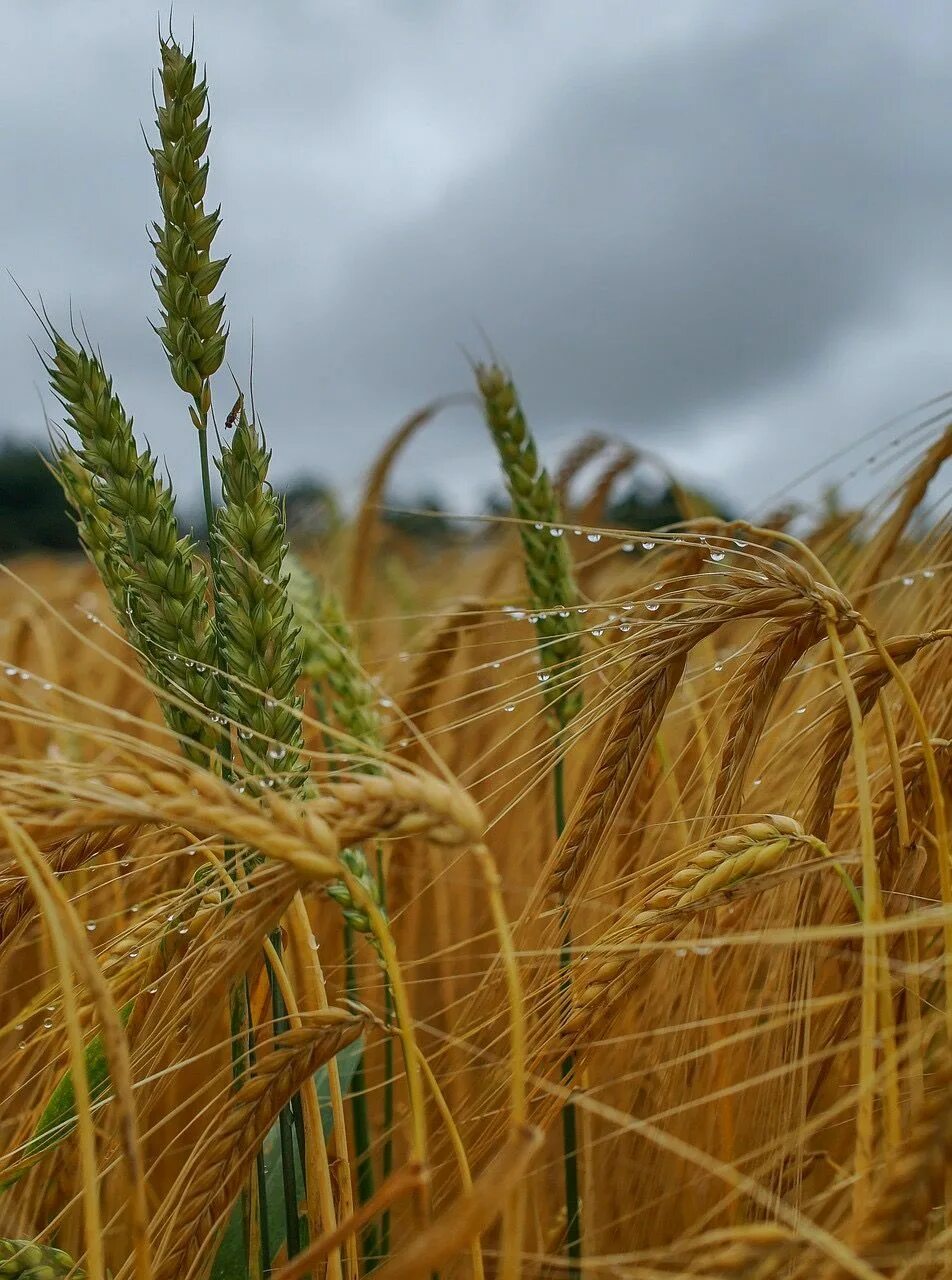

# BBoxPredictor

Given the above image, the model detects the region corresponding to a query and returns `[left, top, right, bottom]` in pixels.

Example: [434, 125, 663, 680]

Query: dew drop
[558, 609, 571, 618]
[674, 948, 688, 958]
[752, 777, 762, 787]
[129, 904, 140, 914]
[262, 576, 273, 586]
[592, 628, 604, 637]
[503, 704, 516, 713]
[619, 623, 632, 633]
[511, 611, 526, 622]
[528, 614, 539, 624]
[4, 667, 16, 677]
[573, 529, 583, 536]
[533, 522, 544, 531]
[645, 602, 660, 613]
[577, 607, 588, 615]
[653, 582, 663, 591]
[264, 697, 277, 710]
[709, 550, 726, 562]
[46, 1004, 55, 1012]
[734, 539, 748, 549]
[178, 925, 189, 935]
[537, 671, 551, 683]
[42, 682, 52, 691]
[641, 540, 656, 551]
[714, 662, 723, 672]
[621, 542, 635, 552]
[491, 661, 501, 669]
[549, 527, 564, 538]
[128, 948, 140, 960]
[147, 986, 158, 996]
[586, 533, 601, 543]
[14, 1023, 23, 1032]
[795, 706, 807, 715]
[266, 745, 286, 762]
[924, 569, 935, 579]
[18, 1040, 26, 1050]
[379, 697, 394, 708]
[42, 1019, 53, 1030]
[86, 921, 96, 933]
[902, 575, 915, 587]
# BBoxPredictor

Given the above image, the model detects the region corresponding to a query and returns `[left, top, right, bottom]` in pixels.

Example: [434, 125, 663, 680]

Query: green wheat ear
[286, 555, 385, 932]
[0, 1238, 83, 1278]
[150, 34, 228, 420]
[46, 333, 219, 762]
[212, 408, 306, 787]
[475, 362, 584, 726]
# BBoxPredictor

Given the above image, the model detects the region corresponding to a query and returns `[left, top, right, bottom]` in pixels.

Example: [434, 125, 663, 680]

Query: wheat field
[1, 25, 951, 1280]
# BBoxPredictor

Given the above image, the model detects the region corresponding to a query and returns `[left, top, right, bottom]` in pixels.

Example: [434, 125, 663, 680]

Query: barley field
[1, 28, 951, 1280]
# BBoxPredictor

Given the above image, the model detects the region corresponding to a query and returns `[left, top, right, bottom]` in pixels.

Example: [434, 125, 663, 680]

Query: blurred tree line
[0, 441, 732, 555]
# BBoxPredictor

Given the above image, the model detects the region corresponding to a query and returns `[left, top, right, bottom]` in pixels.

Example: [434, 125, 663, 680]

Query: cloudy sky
[3, 0, 952, 520]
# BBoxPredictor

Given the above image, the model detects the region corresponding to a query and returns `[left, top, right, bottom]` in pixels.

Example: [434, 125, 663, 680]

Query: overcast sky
[3, 0, 952, 520]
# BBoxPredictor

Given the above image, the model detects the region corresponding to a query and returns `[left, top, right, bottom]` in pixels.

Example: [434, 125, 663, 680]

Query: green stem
[269, 937, 302, 1262]
[554, 751, 582, 1279]
[244, 976, 272, 1279]
[197, 417, 216, 539]
[378, 846, 395, 1261]
[345, 922, 380, 1269]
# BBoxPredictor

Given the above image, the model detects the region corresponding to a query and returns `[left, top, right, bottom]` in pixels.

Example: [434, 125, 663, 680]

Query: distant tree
[0, 441, 79, 553]
[382, 491, 454, 541]
[282, 478, 342, 539]
[607, 477, 734, 530]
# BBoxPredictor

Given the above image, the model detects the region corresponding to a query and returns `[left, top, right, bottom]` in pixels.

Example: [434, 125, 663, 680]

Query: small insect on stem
[225, 393, 244, 431]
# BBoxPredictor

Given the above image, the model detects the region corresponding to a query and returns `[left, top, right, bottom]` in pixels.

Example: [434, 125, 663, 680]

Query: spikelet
[149, 34, 228, 411]
[0, 1238, 82, 1278]
[46, 335, 219, 761]
[475, 363, 583, 726]
[53, 448, 123, 610]
[212, 410, 305, 785]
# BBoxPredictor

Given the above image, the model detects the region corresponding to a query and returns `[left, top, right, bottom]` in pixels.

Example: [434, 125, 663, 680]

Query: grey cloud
[2, 0, 952, 515]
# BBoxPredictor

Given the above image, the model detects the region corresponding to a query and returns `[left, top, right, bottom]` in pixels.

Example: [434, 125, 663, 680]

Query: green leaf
[209, 1036, 364, 1280]
[2, 1001, 135, 1191]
